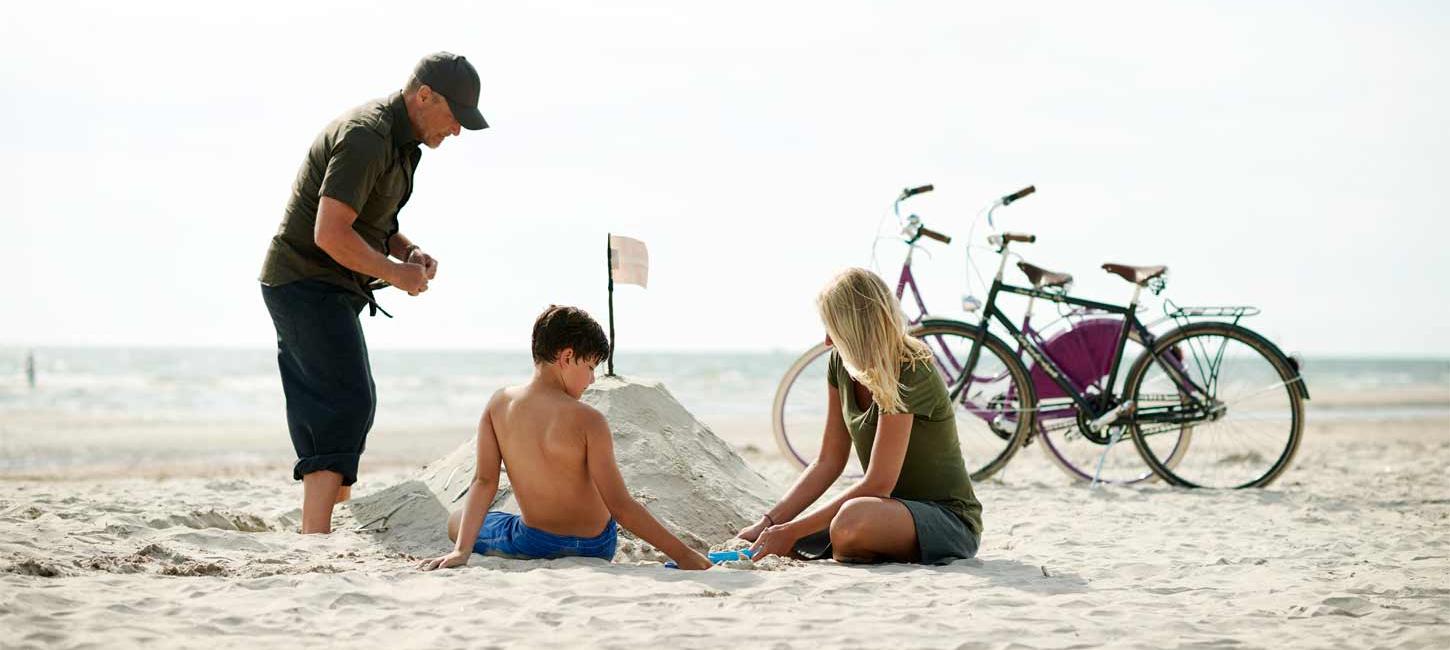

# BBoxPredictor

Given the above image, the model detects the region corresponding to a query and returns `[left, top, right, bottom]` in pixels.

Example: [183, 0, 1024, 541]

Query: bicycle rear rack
[1164, 298, 1261, 327]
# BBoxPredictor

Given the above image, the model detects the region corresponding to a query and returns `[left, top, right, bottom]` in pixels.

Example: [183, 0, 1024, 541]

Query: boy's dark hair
[531, 305, 610, 366]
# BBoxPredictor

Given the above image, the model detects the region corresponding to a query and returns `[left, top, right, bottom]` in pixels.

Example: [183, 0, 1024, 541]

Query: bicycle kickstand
[1090, 425, 1126, 489]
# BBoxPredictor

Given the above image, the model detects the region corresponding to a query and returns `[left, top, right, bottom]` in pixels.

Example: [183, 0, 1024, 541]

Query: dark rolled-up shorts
[793, 498, 981, 565]
[260, 279, 376, 486]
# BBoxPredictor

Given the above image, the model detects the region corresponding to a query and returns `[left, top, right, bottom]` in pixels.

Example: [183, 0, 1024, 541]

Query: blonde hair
[817, 268, 931, 413]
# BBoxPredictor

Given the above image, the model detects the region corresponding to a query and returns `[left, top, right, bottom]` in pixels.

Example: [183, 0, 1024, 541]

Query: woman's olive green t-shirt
[829, 351, 983, 535]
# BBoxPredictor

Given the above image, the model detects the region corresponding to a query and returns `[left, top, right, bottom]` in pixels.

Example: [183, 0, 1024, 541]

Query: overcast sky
[3, 0, 1446, 356]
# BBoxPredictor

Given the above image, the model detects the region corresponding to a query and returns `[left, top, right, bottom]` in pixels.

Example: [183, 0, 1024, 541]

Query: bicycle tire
[1124, 322, 1305, 488]
[770, 341, 837, 473]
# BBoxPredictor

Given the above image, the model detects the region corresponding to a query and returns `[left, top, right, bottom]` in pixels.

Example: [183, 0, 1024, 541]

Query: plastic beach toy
[665, 549, 755, 568]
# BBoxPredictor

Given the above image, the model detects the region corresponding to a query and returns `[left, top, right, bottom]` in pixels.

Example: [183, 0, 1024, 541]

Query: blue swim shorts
[472, 511, 618, 561]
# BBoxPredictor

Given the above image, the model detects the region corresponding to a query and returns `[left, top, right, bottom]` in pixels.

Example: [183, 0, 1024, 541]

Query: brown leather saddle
[1017, 261, 1073, 289]
[1101, 263, 1167, 285]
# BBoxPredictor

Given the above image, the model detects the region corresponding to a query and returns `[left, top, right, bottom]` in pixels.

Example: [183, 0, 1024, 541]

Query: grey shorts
[793, 498, 981, 565]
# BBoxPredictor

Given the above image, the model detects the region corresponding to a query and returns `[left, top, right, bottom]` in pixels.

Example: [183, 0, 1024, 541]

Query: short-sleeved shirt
[829, 350, 984, 535]
[259, 92, 422, 293]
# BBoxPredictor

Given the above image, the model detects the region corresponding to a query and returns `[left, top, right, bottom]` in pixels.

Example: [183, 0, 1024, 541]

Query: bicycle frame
[953, 247, 1212, 429]
[893, 247, 931, 326]
[885, 198, 1212, 434]
[892, 242, 1085, 423]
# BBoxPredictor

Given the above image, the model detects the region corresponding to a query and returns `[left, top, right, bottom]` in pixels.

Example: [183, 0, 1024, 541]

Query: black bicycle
[931, 231, 1311, 488]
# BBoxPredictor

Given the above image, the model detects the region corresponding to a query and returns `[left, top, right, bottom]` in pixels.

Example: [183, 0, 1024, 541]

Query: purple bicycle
[772, 185, 1309, 487]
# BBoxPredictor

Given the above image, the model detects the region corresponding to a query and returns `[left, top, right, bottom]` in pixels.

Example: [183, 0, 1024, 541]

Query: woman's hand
[748, 524, 802, 560]
[418, 549, 470, 571]
[736, 516, 770, 542]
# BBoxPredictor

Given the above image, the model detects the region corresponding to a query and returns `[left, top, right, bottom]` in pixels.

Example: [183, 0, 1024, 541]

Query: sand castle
[346, 376, 779, 560]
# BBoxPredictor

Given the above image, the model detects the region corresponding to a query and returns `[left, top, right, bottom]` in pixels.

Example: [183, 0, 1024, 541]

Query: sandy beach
[4, 397, 1448, 649]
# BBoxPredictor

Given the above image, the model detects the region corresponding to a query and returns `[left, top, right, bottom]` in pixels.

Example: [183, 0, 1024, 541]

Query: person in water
[741, 268, 983, 564]
[419, 305, 711, 571]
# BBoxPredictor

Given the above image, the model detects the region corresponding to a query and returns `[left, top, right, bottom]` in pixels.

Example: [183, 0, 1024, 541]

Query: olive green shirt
[259, 92, 421, 292]
[829, 351, 984, 534]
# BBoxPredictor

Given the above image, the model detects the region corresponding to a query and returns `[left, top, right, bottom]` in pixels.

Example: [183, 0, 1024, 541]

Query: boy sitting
[419, 305, 711, 571]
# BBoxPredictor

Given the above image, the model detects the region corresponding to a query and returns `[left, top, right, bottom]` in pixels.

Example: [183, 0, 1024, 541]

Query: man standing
[259, 52, 487, 533]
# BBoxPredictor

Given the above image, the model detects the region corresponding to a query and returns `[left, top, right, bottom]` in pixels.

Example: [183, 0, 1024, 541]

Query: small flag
[609, 235, 649, 289]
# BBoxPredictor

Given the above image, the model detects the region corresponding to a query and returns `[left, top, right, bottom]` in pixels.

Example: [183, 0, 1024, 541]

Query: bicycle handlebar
[918, 226, 952, 244]
[900, 184, 934, 200]
[1001, 185, 1035, 206]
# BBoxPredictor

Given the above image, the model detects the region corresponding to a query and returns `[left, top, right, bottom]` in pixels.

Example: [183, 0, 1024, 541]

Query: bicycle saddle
[1101, 263, 1167, 285]
[1017, 261, 1073, 289]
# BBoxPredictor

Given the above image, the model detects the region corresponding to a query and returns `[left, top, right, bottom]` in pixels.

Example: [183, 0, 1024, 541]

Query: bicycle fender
[1137, 322, 1310, 401]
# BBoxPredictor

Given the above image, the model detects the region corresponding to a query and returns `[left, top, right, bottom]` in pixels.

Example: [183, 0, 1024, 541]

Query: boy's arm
[420, 394, 504, 571]
[582, 409, 711, 570]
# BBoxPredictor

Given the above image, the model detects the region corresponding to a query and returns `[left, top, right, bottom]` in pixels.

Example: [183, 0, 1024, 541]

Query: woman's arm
[749, 410, 913, 558]
[419, 395, 503, 570]
[738, 385, 853, 541]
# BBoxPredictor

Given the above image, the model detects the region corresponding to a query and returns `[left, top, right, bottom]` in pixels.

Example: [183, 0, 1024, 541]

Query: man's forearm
[386, 232, 417, 260]
[317, 228, 397, 281]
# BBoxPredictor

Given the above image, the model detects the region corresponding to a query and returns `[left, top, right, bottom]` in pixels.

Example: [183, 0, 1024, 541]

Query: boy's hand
[418, 550, 470, 571]
[674, 550, 712, 571]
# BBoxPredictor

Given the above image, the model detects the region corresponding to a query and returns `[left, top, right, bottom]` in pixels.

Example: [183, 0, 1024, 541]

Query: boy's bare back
[487, 384, 612, 538]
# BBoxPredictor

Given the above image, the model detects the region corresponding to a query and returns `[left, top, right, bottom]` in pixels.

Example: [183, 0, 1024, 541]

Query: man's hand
[749, 524, 803, 560]
[407, 248, 439, 280]
[418, 549, 470, 571]
[388, 262, 430, 296]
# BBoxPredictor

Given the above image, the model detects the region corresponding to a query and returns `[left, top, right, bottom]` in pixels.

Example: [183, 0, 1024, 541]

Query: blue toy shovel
[665, 548, 755, 568]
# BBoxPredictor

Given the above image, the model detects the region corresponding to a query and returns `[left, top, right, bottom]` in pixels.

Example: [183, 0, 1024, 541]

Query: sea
[1, 347, 1446, 426]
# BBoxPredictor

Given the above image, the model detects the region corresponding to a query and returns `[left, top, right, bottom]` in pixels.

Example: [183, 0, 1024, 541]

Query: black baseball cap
[413, 52, 487, 131]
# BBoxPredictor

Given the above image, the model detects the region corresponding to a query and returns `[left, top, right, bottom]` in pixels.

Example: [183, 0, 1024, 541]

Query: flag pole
[606, 233, 616, 377]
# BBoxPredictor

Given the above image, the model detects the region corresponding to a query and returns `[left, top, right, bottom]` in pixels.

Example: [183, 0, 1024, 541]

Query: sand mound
[346, 377, 779, 560]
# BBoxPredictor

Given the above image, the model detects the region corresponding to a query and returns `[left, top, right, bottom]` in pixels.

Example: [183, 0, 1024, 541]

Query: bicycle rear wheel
[1125, 322, 1305, 488]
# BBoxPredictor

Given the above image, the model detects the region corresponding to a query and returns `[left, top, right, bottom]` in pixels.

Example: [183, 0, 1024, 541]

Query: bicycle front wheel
[1125, 322, 1305, 488]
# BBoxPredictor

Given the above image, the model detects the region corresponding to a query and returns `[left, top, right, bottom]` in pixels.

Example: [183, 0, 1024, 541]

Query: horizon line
[1, 343, 1448, 362]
